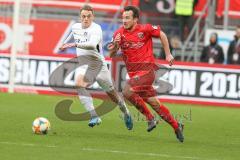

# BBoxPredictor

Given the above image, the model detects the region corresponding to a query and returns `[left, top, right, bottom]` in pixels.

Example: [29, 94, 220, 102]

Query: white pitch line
[0, 141, 220, 160]
[0, 141, 57, 148]
[82, 148, 220, 160]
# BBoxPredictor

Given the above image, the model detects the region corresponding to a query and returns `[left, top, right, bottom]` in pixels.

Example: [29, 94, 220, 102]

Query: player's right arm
[108, 42, 119, 57]
[108, 33, 121, 58]
[59, 31, 75, 51]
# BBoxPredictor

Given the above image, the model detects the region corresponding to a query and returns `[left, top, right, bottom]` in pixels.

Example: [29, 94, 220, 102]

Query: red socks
[157, 104, 179, 130]
[126, 92, 179, 131]
[127, 93, 154, 121]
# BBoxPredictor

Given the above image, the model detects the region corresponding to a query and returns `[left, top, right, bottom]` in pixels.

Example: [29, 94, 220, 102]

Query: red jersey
[113, 24, 161, 77]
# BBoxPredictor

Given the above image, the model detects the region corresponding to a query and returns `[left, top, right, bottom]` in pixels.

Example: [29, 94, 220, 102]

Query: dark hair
[210, 32, 218, 42]
[237, 25, 240, 29]
[80, 5, 94, 14]
[124, 6, 140, 19]
[210, 32, 218, 38]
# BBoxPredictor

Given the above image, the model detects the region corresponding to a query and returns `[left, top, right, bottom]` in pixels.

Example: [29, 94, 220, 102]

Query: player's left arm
[76, 31, 101, 50]
[147, 24, 174, 66]
[60, 34, 101, 51]
[75, 28, 102, 50]
[159, 31, 174, 66]
[75, 36, 99, 50]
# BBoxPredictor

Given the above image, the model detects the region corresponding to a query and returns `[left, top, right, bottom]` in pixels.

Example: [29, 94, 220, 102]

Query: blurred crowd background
[1, 0, 240, 65]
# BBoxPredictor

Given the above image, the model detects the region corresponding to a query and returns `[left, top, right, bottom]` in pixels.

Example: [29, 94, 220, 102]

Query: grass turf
[0, 92, 239, 160]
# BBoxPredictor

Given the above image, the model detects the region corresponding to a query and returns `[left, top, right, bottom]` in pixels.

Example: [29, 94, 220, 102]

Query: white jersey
[64, 22, 105, 61]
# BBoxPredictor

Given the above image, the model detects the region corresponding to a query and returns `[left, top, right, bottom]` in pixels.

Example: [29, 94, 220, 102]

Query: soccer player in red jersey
[108, 6, 184, 142]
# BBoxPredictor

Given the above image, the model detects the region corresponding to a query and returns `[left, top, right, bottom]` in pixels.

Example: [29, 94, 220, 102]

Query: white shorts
[75, 62, 114, 92]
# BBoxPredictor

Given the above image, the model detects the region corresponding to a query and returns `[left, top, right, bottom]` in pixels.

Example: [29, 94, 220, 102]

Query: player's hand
[107, 33, 121, 51]
[59, 43, 76, 51]
[107, 33, 120, 50]
[107, 42, 119, 51]
[114, 33, 121, 43]
[166, 54, 174, 66]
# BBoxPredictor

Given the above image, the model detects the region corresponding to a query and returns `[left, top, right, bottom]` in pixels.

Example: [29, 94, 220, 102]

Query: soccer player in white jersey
[59, 5, 133, 130]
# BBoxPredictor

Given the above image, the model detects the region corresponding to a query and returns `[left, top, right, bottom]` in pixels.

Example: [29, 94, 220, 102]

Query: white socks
[78, 88, 98, 118]
[78, 87, 130, 117]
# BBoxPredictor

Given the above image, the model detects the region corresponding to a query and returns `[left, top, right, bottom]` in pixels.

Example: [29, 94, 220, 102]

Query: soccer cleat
[175, 122, 184, 143]
[147, 119, 157, 132]
[123, 113, 133, 130]
[88, 117, 102, 127]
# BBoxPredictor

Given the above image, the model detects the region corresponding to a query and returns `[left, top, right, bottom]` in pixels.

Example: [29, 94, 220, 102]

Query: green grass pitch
[0, 92, 239, 160]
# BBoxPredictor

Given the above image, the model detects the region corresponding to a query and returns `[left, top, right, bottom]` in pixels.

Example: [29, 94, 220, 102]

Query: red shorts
[127, 70, 157, 98]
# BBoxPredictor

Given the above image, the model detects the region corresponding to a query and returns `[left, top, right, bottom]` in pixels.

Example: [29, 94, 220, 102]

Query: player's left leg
[96, 64, 133, 130]
[75, 64, 102, 127]
[76, 74, 102, 127]
[144, 96, 184, 142]
[75, 55, 106, 127]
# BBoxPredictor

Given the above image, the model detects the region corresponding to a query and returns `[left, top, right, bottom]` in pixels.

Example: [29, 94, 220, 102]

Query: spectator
[200, 33, 224, 64]
[175, 0, 198, 41]
[227, 25, 240, 64]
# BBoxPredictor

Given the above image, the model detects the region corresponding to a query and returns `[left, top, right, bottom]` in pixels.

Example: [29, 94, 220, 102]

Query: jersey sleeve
[63, 31, 73, 44]
[145, 24, 161, 38]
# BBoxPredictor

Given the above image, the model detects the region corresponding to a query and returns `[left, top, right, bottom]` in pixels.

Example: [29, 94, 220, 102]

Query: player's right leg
[124, 70, 158, 132]
[122, 83, 156, 132]
[76, 73, 101, 127]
